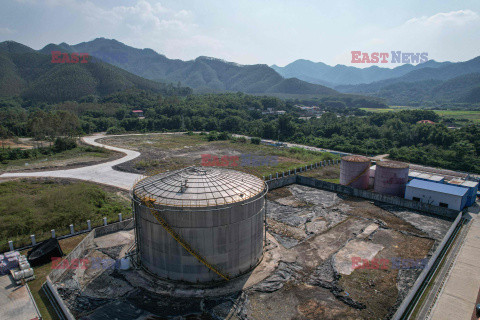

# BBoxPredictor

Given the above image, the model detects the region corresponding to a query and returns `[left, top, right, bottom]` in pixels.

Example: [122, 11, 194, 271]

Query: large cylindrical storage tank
[340, 155, 371, 190]
[132, 166, 267, 283]
[374, 161, 409, 196]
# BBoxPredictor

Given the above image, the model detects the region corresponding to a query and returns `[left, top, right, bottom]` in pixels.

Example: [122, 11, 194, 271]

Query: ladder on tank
[346, 166, 371, 186]
[141, 197, 230, 281]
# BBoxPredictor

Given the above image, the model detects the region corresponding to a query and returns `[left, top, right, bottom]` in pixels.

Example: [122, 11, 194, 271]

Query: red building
[417, 120, 435, 124]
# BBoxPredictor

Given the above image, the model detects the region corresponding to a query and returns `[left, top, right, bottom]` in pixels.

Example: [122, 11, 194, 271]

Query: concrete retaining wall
[49, 230, 95, 283]
[391, 211, 463, 320]
[94, 219, 134, 237]
[45, 276, 76, 320]
[266, 174, 458, 218]
[297, 176, 459, 218]
[48, 219, 134, 282]
[45, 219, 136, 319]
[266, 175, 296, 190]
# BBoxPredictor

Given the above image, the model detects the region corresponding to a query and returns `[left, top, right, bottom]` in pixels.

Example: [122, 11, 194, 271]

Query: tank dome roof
[342, 155, 370, 162]
[133, 166, 266, 207]
[376, 161, 409, 169]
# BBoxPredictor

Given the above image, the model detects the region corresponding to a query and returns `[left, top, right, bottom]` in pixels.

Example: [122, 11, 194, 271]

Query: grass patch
[320, 178, 340, 184]
[297, 165, 340, 180]
[0, 179, 130, 252]
[360, 107, 480, 123]
[432, 110, 480, 123]
[100, 133, 209, 151]
[100, 133, 341, 178]
[0, 145, 115, 172]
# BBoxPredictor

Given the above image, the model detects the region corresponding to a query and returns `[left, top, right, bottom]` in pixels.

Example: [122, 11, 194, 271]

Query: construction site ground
[97, 133, 337, 178]
[52, 184, 452, 320]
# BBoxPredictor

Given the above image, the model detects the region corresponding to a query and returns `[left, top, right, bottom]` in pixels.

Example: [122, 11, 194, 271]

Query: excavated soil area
[53, 185, 452, 320]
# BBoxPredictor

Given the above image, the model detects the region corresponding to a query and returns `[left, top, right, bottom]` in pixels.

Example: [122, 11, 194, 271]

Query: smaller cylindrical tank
[374, 161, 409, 196]
[340, 155, 371, 190]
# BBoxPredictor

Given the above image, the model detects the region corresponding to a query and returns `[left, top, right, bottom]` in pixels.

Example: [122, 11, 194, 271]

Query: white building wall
[405, 186, 463, 210]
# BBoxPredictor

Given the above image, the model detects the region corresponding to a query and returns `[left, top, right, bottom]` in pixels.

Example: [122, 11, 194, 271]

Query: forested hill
[40, 38, 338, 96]
[0, 41, 192, 103]
[337, 72, 480, 105]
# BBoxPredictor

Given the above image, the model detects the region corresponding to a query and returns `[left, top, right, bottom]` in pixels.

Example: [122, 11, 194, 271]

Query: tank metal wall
[340, 159, 371, 190]
[134, 193, 265, 283]
[374, 166, 409, 196]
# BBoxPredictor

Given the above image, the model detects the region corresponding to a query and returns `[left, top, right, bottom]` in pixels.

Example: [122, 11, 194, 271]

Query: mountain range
[273, 57, 480, 104]
[1, 37, 479, 105]
[39, 38, 337, 96]
[271, 59, 451, 86]
[335, 57, 480, 104]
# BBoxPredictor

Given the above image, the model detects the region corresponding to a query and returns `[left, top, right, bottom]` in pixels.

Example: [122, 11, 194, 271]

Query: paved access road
[428, 207, 480, 320]
[0, 134, 143, 191]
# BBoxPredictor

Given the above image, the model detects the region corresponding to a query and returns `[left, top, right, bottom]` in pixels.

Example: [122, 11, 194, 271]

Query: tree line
[1, 91, 479, 173]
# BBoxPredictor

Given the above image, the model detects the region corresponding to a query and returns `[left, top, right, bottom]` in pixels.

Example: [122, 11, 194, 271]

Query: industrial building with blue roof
[405, 179, 469, 211]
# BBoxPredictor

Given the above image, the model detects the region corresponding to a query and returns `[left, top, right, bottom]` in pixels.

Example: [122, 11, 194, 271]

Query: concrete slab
[470, 219, 480, 227]
[441, 262, 480, 304]
[430, 293, 474, 320]
[463, 227, 480, 250]
[0, 274, 40, 320]
[333, 239, 384, 275]
[430, 217, 480, 319]
[456, 243, 480, 268]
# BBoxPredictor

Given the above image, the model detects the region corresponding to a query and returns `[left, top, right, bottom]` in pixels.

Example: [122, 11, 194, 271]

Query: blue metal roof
[407, 179, 468, 196]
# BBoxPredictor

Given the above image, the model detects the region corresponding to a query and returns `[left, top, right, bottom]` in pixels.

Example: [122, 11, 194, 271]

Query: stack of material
[0, 254, 6, 275]
[19, 256, 30, 271]
[0, 251, 35, 281]
[3, 251, 20, 271]
[8, 253, 35, 282]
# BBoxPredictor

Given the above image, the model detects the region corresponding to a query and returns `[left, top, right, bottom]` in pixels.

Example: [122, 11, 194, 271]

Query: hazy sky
[1, 0, 480, 67]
